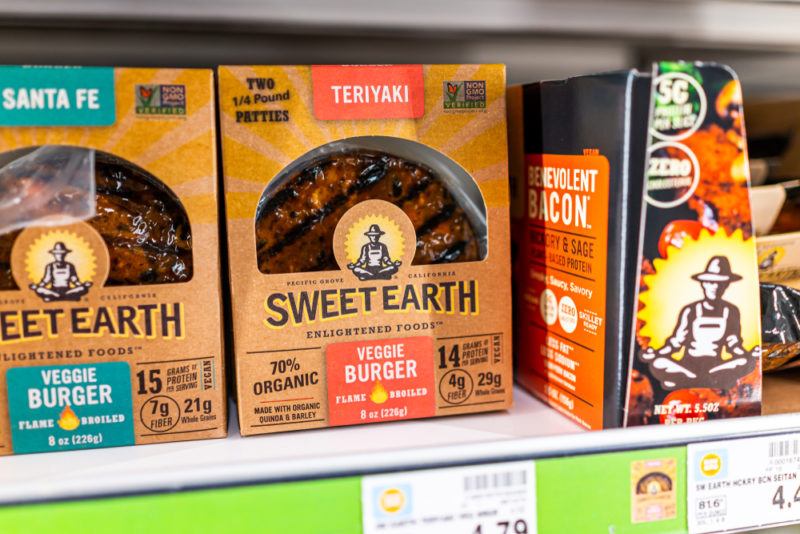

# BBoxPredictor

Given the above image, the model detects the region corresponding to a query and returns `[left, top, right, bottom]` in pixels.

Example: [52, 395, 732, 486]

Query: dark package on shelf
[0, 67, 227, 454]
[218, 65, 513, 436]
[508, 61, 762, 429]
[760, 283, 800, 372]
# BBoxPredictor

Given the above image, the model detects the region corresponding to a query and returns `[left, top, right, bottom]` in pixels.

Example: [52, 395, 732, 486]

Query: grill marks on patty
[255, 152, 481, 274]
[0, 229, 20, 290]
[0, 151, 193, 290]
[88, 155, 193, 285]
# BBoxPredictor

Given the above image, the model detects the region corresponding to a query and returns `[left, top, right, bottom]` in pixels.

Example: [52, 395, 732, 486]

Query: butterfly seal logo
[443, 80, 486, 110]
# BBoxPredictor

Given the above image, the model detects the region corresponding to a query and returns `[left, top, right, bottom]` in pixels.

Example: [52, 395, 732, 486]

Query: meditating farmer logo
[24, 230, 96, 302]
[640, 255, 757, 390]
[347, 223, 402, 281]
[334, 200, 416, 282]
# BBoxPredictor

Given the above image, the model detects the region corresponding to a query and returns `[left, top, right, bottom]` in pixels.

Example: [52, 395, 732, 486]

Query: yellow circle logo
[343, 214, 406, 281]
[379, 488, 406, 514]
[24, 229, 97, 302]
[344, 215, 406, 265]
[700, 453, 722, 477]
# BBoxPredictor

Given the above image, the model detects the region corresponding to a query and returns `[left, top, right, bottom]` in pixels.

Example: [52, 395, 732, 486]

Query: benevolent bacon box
[508, 62, 762, 429]
[0, 67, 226, 454]
[218, 64, 512, 435]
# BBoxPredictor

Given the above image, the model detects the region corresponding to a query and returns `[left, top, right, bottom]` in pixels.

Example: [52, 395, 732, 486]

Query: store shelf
[0, 386, 570, 504]
[1, 1, 799, 96]
[0, 3, 795, 533]
[3, 385, 800, 507]
[1, 0, 800, 51]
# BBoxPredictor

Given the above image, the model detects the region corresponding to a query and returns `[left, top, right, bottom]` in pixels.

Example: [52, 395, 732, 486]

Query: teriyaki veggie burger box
[218, 64, 513, 435]
[0, 66, 226, 454]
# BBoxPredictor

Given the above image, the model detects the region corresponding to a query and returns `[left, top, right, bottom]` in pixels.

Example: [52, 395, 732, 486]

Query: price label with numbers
[361, 460, 536, 534]
[688, 434, 800, 533]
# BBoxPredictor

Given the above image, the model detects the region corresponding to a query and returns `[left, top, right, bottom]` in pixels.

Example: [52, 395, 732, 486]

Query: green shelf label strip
[0, 477, 362, 534]
[0, 446, 692, 533]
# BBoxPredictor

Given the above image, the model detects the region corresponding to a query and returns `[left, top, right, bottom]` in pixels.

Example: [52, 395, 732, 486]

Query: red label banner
[311, 65, 425, 120]
[326, 336, 435, 426]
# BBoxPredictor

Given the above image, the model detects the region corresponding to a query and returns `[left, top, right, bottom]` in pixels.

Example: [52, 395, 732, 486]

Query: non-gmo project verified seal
[443, 80, 486, 110]
[135, 84, 186, 116]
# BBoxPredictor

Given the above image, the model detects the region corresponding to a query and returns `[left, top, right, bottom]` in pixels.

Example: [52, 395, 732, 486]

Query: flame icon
[57, 405, 80, 431]
[369, 381, 389, 404]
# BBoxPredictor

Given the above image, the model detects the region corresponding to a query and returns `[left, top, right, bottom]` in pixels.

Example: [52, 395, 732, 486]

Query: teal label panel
[7, 362, 134, 453]
[0, 66, 115, 126]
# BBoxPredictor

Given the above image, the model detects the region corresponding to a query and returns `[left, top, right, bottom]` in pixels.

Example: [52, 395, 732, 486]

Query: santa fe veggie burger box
[218, 64, 513, 435]
[508, 61, 762, 429]
[0, 67, 227, 454]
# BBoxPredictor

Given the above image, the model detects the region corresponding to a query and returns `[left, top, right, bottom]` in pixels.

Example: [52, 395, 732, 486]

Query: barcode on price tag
[769, 439, 800, 458]
[362, 461, 537, 534]
[464, 470, 528, 491]
[688, 433, 800, 533]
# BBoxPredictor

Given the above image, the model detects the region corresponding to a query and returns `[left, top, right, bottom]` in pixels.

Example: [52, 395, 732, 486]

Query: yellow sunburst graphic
[344, 215, 406, 265]
[24, 230, 97, 286]
[219, 65, 509, 219]
[639, 229, 760, 351]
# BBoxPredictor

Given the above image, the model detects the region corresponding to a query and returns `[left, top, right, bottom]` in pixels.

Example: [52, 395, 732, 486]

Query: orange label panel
[518, 153, 610, 429]
[326, 336, 435, 426]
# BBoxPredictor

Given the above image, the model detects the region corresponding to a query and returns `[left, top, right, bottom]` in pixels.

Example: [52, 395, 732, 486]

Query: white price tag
[361, 460, 536, 534]
[688, 433, 800, 533]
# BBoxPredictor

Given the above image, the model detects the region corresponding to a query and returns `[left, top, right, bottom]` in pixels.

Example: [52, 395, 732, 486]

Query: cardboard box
[509, 62, 762, 429]
[763, 367, 800, 415]
[749, 181, 800, 288]
[743, 97, 800, 287]
[0, 67, 226, 454]
[218, 64, 512, 435]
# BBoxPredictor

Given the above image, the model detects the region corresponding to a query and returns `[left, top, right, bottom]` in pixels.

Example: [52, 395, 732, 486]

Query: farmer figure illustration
[641, 256, 757, 390]
[30, 241, 92, 302]
[347, 224, 401, 281]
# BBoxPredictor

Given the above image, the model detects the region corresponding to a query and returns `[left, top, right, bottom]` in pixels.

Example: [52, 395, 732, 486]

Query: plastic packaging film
[0, 145, 95, 235]
[0, 146, 193, 290]
[255, 136, 488, 274]
[761, 282, 800, 371]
